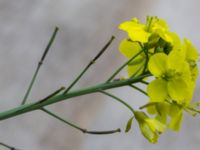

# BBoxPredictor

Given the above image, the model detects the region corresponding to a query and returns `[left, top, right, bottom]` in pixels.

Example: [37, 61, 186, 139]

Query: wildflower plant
[119, 16, 199, 142]
[0, 16, 199, 149]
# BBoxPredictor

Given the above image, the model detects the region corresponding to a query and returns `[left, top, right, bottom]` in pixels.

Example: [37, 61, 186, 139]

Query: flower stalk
[0, 73, 150, 121]
[21, 27, 59, 105]
[41, 108, 121, 134]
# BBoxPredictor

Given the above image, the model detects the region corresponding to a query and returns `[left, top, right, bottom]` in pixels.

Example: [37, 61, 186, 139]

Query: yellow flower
[119, 18, 150, 43]
[118, 16, 183, 77]
[147, 50, 193, 104]
[168, 104, 183, 131]
[134, 111, 166, 143]
[182, 38, 199, 81]
[119, 16, 175, 44]
[183, 38, 199, 63]
[146, 102, 184, 131]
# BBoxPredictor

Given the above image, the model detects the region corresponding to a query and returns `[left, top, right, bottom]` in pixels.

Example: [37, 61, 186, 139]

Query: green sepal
[125, 116, 134, 132]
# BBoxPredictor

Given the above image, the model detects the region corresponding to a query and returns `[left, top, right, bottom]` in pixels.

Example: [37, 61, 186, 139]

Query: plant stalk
[0, 73, 151, 121]
[41, 108, 120, 134]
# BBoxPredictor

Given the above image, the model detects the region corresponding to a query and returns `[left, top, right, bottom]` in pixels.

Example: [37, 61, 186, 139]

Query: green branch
[140, 80, 149, 85]
[142, 47, 149, 73]
[0, 73, 151, 121]
[41, 108, 120, 134]
[21, 27, 59, 105]
[106, 50, 144, 83]
[19, 31, 118, 135]
[129, 84, 148, 96]
[0, 142, 20, 150]
[99, 90, 135, 114]
[63, 36, 115, 94]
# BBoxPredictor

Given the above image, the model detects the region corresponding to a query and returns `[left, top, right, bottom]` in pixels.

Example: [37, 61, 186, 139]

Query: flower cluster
[119, 16, 199, 143]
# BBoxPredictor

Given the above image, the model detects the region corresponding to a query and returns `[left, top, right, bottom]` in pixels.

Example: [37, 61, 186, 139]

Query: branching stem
[99, 90, 135, 114]
[63, 36, 115, 94]
[41, 108, 120, 134]
[106, 50, 144, 83]
[0, 73, 151, 121]
[21, 27, 59, 105]
[0, 142, 20, 150]
[129, 84, 148, 96]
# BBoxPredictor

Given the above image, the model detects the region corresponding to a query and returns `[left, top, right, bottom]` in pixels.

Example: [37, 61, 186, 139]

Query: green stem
[99, 90, 135, 114]
[40, 36, 114, 132]
[129, 62, 145, 78]
[41, 108, 120, 134]
[140, 80, 149, 85]
[129, 84, 148, 96]
[184, 108, 197, 117]
[63, 36, 115, 94]
[190, 102, 200, 107]
[146, 16, 153, 32]
[142, 47, 149, 73]
[21, 27, 59, 105]
[106, 50, 144, 83]
[40, 87, 65, 102]
[187, 107, 200, 114]
[0, 142, 19, 150]
[0, 73, 150, 121]
[139, 102, 157, 109]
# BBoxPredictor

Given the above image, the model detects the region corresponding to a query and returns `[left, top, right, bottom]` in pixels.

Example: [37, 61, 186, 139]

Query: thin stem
[0, 142, 11, 149]
[106, 50, 144, 83]
[99, 90, 135, 114]
[129, 84, 148, 96]
[21, 27, 59, 105]
[190, 102, 200, 107]
[129, 62, 145, 78]
[140, 80, 149, 85]
[184, 108, 197, 117]
[63, 36, 115, 94]
[41, 108, 84, 132]
[41, 108, 120, 134]
[146, 16, 153, 32]
[0, 73, 151, 121]
[187, 107, 200, 114]
[40, 87, 65, 103]
[139, 102, 157, 109]
[0, 142, 20, 150]
[142, 47, 149, 73]
[84, 129, 121, 134]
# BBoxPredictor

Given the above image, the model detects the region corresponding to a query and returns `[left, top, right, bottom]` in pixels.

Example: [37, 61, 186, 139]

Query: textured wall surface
[0, 0, 199, 150]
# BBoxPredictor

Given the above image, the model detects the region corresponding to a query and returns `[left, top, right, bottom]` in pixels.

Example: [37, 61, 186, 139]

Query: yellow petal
[148, 53, 168, 77]
[168, 105, 183, 131]
[151, 18, 169, 32]
[155, 102, 170, 124]
[168, 111, 183, 131]
[119, 18, 143, 31]
[119, 19, 150, 43]
[147, 79, 168, 101]
[167, 50, 185, 71]
[167, 78, 192, 103]
[140, 121, 158, 143]
[127, 63, 144, 77]
[134, 111, 158, 143]
[155, 29, 173, 43]
[146, 119, 166, 133]
[183, 38, 199, 62]
[119, 39, 141, 59]
[128, 29, 150, 43]
[169, 32, 181, 50]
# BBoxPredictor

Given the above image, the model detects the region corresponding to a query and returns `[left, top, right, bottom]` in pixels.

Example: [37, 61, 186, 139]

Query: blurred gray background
[0, 0, 200, 150]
